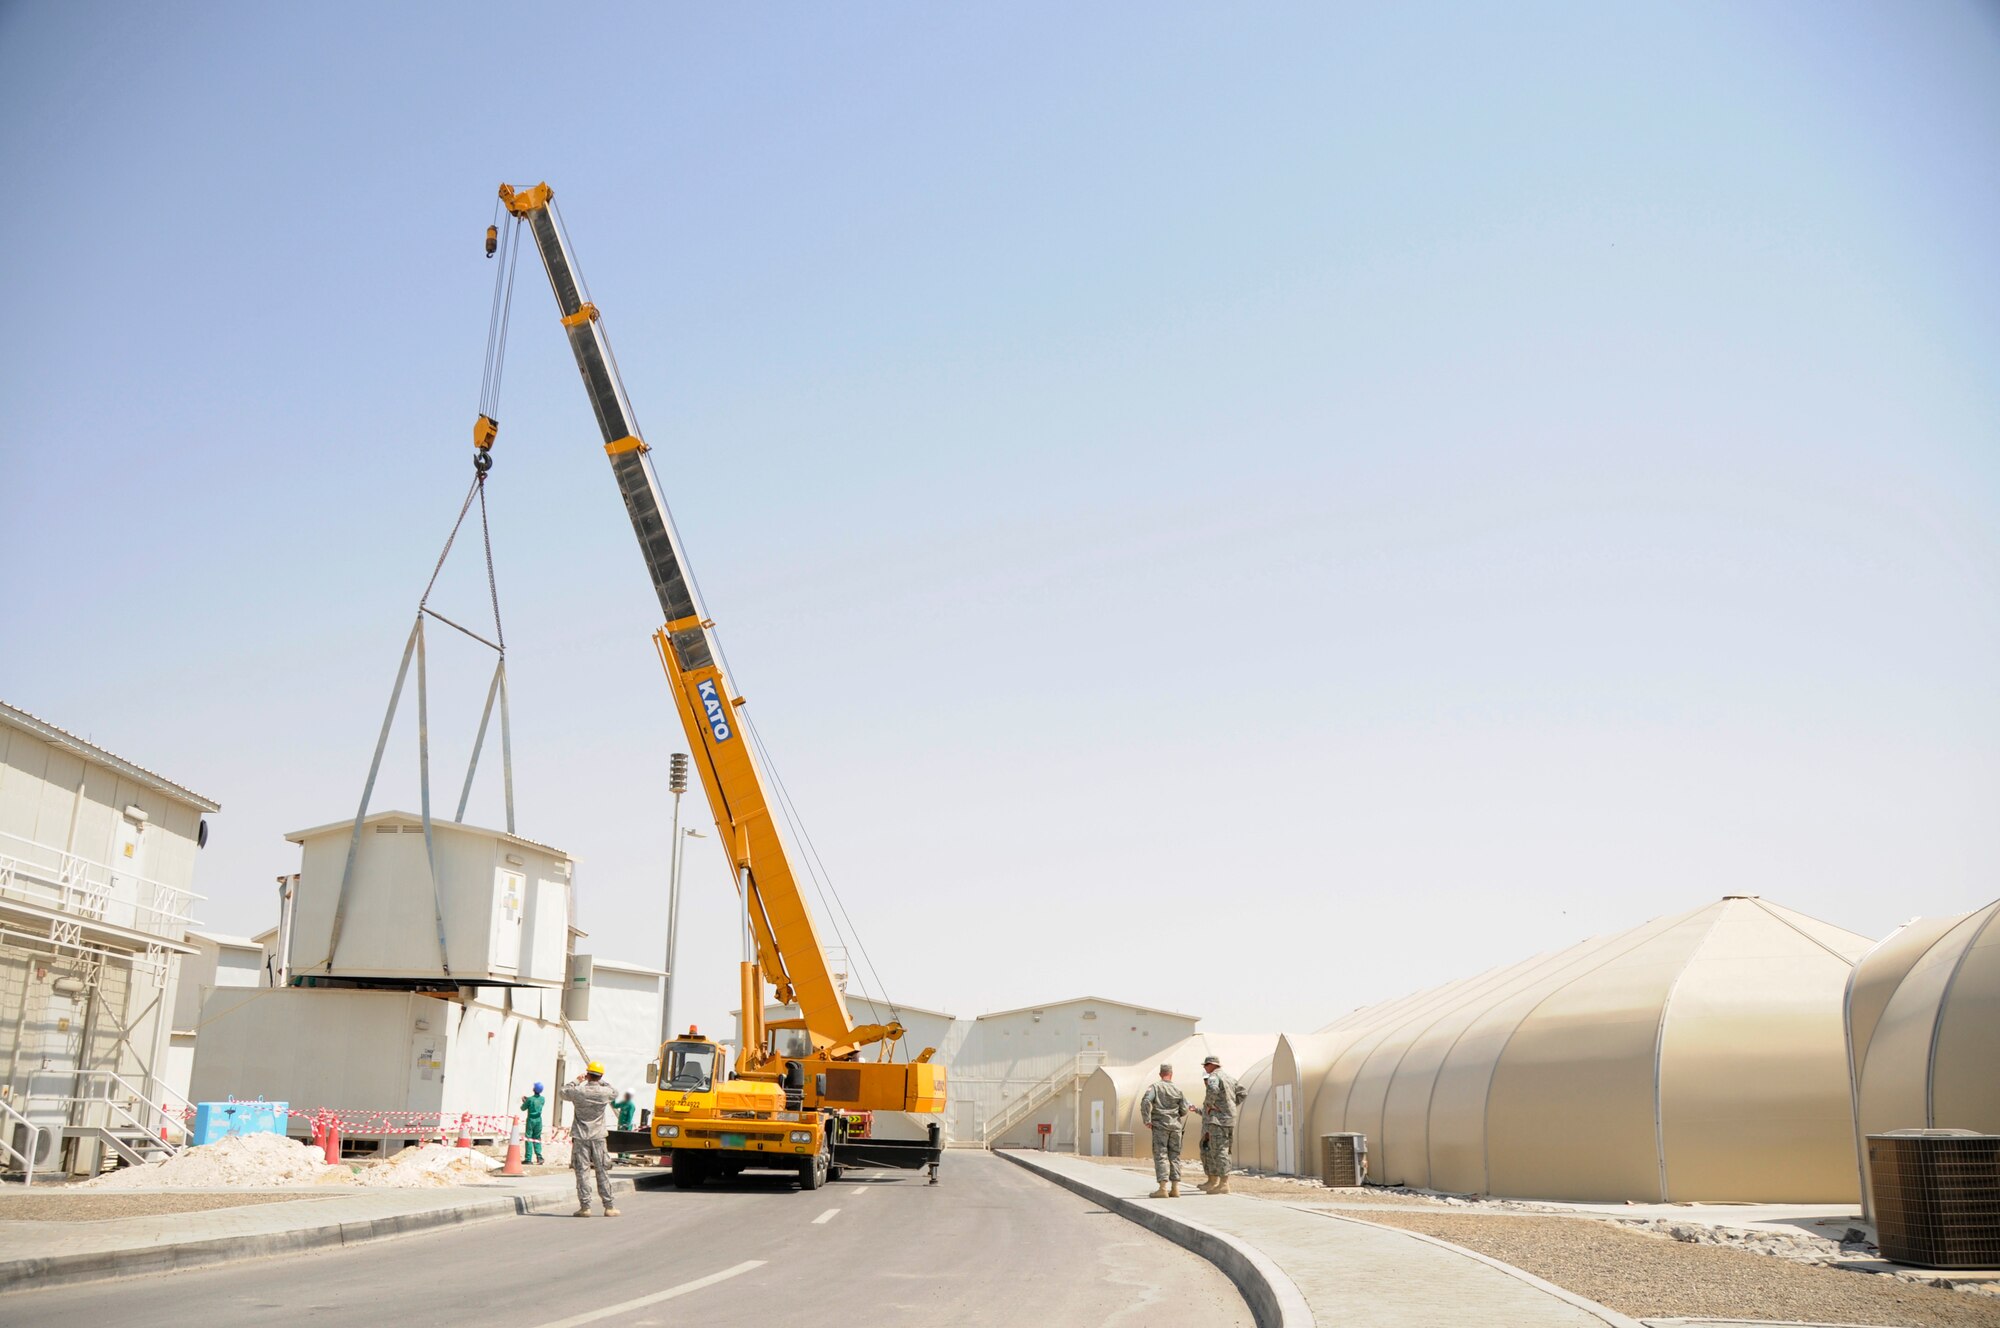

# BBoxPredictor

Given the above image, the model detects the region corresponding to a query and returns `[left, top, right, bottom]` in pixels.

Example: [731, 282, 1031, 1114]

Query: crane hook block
[473, 414, 499, 451]
[485, 225, 498, 258]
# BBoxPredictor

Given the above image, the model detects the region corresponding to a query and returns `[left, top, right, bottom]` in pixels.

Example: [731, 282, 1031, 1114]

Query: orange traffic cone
[455, 1113, 473, 1149]
[501, 1114, 525, 1176]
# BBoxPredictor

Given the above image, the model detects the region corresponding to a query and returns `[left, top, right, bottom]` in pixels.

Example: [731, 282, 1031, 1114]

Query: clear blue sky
[3, 2, 1997, 1038]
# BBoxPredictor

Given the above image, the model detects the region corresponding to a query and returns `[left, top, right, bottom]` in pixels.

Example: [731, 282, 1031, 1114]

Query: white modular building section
[284, 812, 571, 987]
[163, 931, 267, 1106]
[956, 998, 1200, 1151]
[2, 701, 220, 1172]
[574, 958, 664, 1111]
[189, 986, 564, 1136]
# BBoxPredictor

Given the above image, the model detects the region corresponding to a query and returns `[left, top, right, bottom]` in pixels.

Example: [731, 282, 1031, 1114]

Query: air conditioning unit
[8, 1122, 61, 1171]
[1320, 1132, 1368, 1188]
[1867, 1130, 2000, 1270]
[1106, 1131, 1135, 1159]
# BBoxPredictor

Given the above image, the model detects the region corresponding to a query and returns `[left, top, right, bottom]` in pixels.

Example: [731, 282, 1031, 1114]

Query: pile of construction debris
[80, 1134, 503, 1189]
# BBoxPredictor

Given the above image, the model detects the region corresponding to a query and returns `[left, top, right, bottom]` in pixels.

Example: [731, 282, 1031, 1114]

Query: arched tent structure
[1848, 898, 2000, 1207]
[1226, 1051, 1277, 1167]
[1080, 1032, 1275, 1158]
[1297, 896, 1869, 1202]
[1236, 965, 1547, 1176]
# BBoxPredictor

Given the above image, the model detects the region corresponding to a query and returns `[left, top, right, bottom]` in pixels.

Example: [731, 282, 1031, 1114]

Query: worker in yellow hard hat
[560, 1061, 620, 1217]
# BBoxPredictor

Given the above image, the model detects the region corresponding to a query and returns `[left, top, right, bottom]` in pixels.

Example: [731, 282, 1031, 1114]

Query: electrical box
[283, 812, 572, 987]
[564, 954, 593, 1021]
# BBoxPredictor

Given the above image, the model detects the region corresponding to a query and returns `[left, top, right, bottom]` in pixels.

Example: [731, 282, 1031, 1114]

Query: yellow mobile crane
[479, 182, 945, 1190]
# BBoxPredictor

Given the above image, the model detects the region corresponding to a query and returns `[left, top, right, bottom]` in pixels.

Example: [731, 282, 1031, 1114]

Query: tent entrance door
[1275, 1083, 1295, 1174]
[1089, 1100, 1104, 1156]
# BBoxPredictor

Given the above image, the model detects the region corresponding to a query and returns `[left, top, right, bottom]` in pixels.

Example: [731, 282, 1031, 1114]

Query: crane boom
[494, 182, 919, 1076]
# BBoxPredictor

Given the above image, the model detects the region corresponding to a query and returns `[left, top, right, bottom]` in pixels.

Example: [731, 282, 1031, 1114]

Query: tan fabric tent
[1848, 897, 2000, 1208]
[1276, 896, 1869, 1201]
[1080, 1033, 1275, 1159]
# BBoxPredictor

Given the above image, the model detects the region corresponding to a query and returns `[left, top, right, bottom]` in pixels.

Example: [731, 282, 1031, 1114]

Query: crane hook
[485, 224, 498, 259]
[474, 449, 493, 475]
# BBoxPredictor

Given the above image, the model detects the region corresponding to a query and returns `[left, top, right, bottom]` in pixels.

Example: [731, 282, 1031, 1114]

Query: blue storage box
[190, 1100, 289, 1146]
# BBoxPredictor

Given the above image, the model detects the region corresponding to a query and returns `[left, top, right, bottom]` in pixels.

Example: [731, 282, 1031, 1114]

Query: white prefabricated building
[283, 812, 570, 987]
[2, 700, 219, 1174]
[939, 997, 1199, 1150]
[1081, 1033, 1278, 1160]
[163, 931, 266, 1106]
[577, 958, 665, 1109]
[189, 986, 564, 1138]
[737, 992, 1198, 1149]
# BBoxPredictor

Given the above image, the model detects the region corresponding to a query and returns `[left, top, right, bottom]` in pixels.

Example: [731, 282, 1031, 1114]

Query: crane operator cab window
[662, 1041, 717, 1093]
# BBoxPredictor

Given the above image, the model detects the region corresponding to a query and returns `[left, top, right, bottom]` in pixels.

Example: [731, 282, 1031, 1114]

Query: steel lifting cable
[478, 215, 524, 424]
[744, 714, 907, 1045]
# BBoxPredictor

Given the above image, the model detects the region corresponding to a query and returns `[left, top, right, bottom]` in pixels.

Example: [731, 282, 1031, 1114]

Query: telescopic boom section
[498, 181, 876, 1060]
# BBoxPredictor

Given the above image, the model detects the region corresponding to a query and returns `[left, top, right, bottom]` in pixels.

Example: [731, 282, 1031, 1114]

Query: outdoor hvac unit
[1106, 1131, 1135, 1158]
[8, 1122, 61, 1172]
[1866, 1130, 2000, 1269]
[1320, 1132, 1368, 1188]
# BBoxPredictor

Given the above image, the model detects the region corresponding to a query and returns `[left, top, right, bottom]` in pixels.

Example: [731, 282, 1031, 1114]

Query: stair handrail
[0, 1095, 40, 1186]
[984, 1048, 1106, 1142]
[51, 1069, 188, 1155]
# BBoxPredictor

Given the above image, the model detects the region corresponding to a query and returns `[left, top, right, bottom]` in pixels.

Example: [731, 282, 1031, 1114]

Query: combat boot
[1149, 1183, 1170, 1198]
[1168, 1182, 1180, 1198]
[1214, 1174, 1231, 1194]
[1196, 1174, 1219, 1193]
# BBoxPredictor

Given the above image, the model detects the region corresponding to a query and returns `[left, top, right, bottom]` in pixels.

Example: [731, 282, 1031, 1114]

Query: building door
[108, 815, 149, 929]
[1275, 1083, 1295, 1174]
[25, 985, 81, 1133]
[1089, 1100, 1104, 1157]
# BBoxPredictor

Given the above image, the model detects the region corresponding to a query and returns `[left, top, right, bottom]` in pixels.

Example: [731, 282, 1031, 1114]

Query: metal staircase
[982, 1050, 1104, 1146]
[3, 1070, 190, 1183]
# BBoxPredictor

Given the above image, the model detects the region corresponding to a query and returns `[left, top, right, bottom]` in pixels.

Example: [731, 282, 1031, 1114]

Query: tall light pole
[662, 826, 703, 1040]
[660, 754, 689, 1048]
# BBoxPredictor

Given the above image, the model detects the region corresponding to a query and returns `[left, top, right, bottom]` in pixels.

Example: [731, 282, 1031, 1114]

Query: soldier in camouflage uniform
[1198, 1054, 1247, 1194]
[1136, 1063, 1194, 1198]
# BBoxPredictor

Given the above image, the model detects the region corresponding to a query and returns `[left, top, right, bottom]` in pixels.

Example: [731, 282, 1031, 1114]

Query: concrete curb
[0, 1172, 672, 1295]
[1281, 1204, 1648, 1328]
[998, 1150, 1312, 1328]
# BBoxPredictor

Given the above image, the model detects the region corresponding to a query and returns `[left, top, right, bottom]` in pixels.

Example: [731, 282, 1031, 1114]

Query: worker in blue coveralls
[520, 1083, 546, 1164]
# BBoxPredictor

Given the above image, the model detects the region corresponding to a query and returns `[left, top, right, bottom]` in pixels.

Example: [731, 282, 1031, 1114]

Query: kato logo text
[697, 679, 733, 742]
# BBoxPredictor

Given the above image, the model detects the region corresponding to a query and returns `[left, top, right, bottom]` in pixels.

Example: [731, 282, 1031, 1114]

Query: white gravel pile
[352, 1143, 502, 1188]
[81, 1133, 351, 1189]
[1619, 1216, 1850, 1264]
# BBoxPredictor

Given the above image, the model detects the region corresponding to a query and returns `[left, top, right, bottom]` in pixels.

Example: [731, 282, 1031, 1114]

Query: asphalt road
[7, 1152, 1252, 1328]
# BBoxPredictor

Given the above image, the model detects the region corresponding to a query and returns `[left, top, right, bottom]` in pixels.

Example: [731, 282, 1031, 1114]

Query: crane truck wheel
[798, 1139, 830, 1191]
[672, 1152, 706, 1190]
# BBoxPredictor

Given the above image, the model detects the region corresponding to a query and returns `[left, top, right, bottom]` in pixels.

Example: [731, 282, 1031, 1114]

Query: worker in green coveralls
[520, 1083, 546, 1164]
[615, 1091, 637, 1131]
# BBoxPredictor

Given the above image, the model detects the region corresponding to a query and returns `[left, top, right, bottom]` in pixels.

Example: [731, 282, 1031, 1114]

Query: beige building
[1239, 895, 1873, 1203]
[1, 700, 218, 1175]
[1847, 896, 2000, 1210]
[738, 991, 1198, 1150]
[1082, 1032, 1278, 1159]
